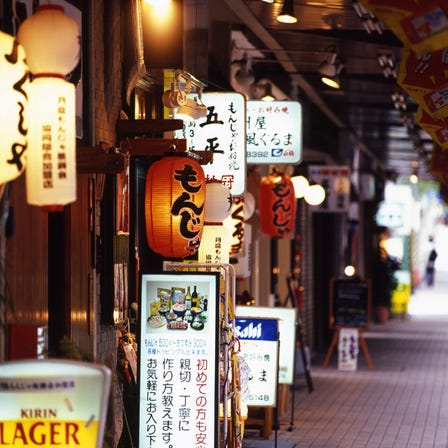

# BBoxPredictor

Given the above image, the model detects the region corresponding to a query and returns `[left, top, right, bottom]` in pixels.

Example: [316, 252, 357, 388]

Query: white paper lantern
[0, 32, 28, 184]
[25, 78, 76, 208]
[17, 4, 80, 209]
[223, 196, 245, 256]
[17, 5, 80, 76]
[204, 181, 232, 223]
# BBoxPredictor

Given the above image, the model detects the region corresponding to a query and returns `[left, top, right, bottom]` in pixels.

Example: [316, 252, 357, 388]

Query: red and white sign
[139, 272, 220, 448]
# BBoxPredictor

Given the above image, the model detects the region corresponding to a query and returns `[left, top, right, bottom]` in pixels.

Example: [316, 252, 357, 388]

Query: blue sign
[235, 318, 278, 341]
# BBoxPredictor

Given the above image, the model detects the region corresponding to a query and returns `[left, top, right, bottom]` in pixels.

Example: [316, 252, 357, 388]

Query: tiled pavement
[243, 272, 448, 448]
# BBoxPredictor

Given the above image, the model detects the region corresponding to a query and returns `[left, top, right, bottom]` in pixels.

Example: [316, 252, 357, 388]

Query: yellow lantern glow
[17, 4, 80, 210]
[0, 32, 28, 184]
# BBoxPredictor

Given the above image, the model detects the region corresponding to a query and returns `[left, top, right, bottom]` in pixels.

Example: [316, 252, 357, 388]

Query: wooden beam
[120, 138, 213, 164]
[116, 119, 184, 137]
[76, 146, 125, 174]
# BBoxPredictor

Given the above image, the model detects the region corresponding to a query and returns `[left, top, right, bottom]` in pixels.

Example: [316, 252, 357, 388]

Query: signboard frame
[236, 306, 296, 385]
[329, 277, 371, 330]
[235, 316, 279, 407]
[138, 271, 220, 448]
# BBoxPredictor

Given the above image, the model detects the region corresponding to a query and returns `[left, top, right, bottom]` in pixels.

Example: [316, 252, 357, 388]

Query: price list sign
[139, 272, 220, 448]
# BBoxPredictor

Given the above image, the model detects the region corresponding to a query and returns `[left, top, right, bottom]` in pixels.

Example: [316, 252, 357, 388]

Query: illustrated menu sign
[236, 306, 296, 385]
[246, 100, 302, 165]
[174, 92, 246, 196]
[0, 359, 111, 447]
[308, 165, 351, 213]
[139, 272, 220, 448]
[235, 317, 279, 407]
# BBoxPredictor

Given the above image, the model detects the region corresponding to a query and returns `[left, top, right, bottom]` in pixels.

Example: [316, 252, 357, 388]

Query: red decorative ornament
[145, 156, 206, 258]
[259, 172, 296, 238]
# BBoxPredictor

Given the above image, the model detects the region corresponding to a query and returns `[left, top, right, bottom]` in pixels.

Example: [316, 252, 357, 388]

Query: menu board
[236, 306, 296, 385]
[330, 277, 371, 329]
[139, 272, 220, 448]
[235, 317, 279, 407]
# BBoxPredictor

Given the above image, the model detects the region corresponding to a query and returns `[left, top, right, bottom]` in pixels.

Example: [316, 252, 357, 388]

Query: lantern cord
[11, 0, 19, 35]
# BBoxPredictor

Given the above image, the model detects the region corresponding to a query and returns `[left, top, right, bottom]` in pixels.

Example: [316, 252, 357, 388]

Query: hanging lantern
[17, 4, 80, 210]
[198, 181, 232, 265]
[259, 172, 296, 238]
[145, 156, 206, 259]
[0, 31, 28, 185]
[223, 196, 245, 256]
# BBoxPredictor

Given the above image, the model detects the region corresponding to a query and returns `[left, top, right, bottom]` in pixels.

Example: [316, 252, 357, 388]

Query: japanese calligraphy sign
[236, 306, 296, 384]
[139, 272, 220, 448]
[0, 31, 28, 185]
[308, 165, 350, 213]
[338, 328, 359, 371]
[174, 92, 246, 196]
[0, 359, 111, 447]
[235, 317, 279, 407]
[246, 100, 302, 165]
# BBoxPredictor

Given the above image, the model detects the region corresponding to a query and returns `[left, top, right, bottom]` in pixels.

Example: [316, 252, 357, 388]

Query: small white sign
[246, 100, 302, 164]
[308, 165, 351, 213]
[236, 305, 296, 384]
[235, 317, 279, 407]
[338, 328, 359, 371]
[174, 92, 246, 196]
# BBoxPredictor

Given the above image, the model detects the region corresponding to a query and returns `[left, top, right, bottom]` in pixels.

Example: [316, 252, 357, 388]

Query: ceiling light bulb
[321, 75, 340, 89]
[277, 0, 298, 23]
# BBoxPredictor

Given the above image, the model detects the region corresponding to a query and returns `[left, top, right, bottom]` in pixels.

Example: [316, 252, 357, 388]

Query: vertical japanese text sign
[0, 359, 111, 448]
[174, 92, 246, 196]
[235, 317, 279, 407]
[139, 272, 220, 448]
[246, 100, 302, 165]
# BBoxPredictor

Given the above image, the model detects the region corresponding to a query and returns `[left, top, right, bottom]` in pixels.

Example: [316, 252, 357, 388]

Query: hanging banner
[139, 272, 220, 448]
[235, 317, 279, 407]
[174, 92, 246, 196]
[236, 306, 296, 385]
[246, 100, 302, 165]
[0, 359, 111, 448]
[308, 165, 351, 213]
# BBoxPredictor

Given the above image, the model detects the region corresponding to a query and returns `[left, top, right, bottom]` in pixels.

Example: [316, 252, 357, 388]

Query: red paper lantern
[145, 156, 205, 258]
[259, 173, 296, 238]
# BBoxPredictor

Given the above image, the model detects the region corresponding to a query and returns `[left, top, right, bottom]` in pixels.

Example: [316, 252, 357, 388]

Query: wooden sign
[329, 277, 371, 329]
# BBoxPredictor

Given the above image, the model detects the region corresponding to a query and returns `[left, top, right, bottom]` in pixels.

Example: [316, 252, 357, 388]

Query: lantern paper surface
[145, 157, 205, 259]
[0, 32, 28, 184]
[259, 174, 296, 238]
[17, 4, 80, 76]
[204, 181, 232, 223]
[26, 77, 76, 207]
[198, 225, 231, 264]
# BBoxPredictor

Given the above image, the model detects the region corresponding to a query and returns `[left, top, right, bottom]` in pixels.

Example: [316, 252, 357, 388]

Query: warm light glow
[262, 93, 276, 101]
[304, 184, 326, 205]
[198, 225, 231, 265]
[409, 173, 419, 184]
[143, 0, 172, 19]
[321, 75, 340, 89]
[291, 175, 309, 198]
[277, 13, 298, 24]
[344, 265, 356, 277]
